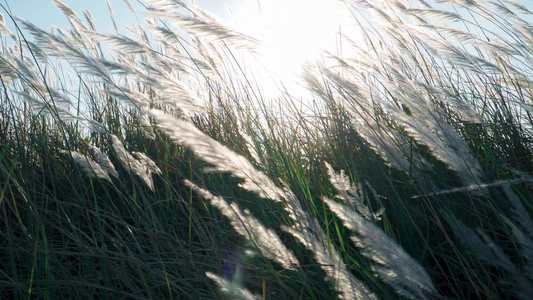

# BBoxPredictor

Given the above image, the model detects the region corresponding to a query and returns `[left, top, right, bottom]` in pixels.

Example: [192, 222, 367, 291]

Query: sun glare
[231, 0, 360, 97]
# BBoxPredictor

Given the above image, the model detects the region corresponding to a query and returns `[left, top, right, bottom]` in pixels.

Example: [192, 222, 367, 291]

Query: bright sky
[3, 0, 533, 113]
[0, 0, 356, 97]
[228, 0, 359, 99]
[8, 0, 529, 102]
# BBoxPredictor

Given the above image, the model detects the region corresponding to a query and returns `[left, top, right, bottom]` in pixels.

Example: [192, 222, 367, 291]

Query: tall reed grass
[1, 0, 533, 299]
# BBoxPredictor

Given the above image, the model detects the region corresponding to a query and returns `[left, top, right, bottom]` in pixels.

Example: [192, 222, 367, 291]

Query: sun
[231, 0, 360, 96]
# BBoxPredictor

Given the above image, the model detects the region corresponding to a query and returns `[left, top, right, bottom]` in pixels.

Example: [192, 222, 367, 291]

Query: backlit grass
[1, 0, 533, 299]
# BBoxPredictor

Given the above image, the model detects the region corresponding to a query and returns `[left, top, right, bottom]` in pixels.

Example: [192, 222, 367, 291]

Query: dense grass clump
[1, 0, 533, 299]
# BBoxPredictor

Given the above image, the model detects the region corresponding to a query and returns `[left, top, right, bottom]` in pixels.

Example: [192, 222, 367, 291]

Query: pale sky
[4, 0, 531, 102]
[0, 0, 247, 33]
[0, 0, 352, 102]
[2, 1, 140, 33]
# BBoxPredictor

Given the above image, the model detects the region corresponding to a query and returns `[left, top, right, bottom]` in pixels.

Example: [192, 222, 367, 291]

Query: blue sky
[2, 1, 139, 33]
[0, 0, 246, 34]
[5, 1, 532, 41]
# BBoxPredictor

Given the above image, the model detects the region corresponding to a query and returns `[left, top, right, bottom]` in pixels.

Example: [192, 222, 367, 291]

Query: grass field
[1, 0, 533, 299]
